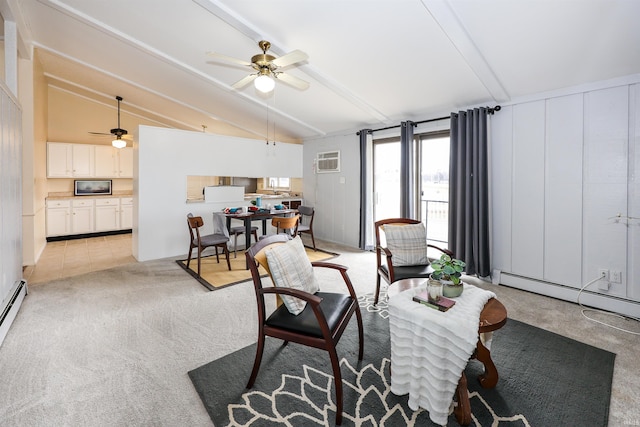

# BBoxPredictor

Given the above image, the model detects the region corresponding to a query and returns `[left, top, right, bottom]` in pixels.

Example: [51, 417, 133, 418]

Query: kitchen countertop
[46, 191, 133, 200]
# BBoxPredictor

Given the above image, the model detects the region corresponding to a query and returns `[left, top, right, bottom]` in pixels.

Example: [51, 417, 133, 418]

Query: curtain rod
[357, 105, 501, 135]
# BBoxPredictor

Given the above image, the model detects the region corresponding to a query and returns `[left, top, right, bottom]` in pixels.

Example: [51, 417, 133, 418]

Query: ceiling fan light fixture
[112, 138, 126, 149]
[254, 74, 275, 93]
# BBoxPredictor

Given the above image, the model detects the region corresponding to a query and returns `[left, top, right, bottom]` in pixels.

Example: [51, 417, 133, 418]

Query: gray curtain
[359, 129, 372, 250]
[449, 108, 490, 277]
[400, 121, 416, 218]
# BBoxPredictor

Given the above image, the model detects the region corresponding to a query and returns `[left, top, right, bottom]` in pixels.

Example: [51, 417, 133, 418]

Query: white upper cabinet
[94, 145, 117, 178]
[47, 143, 73, 177]
[71, 144, 94, 177]
[48, 142, 133, 178]
[117, 147, 133, 178]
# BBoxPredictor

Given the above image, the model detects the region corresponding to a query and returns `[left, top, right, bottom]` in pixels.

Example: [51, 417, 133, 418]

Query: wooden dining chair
[296, 205, 316, 250]
[229, 225, 259, 257]
[245, 234, 363, 425]
[259, 214, 300, 240]
[186, 213, 231, 276]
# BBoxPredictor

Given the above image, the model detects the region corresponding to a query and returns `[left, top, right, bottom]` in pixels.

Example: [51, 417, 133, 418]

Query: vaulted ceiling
[7, 0, 640, 144]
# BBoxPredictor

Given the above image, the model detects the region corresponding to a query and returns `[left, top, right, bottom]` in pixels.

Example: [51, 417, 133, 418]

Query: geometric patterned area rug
[176, 246, 337, 291]
[189, 292, 615, 426]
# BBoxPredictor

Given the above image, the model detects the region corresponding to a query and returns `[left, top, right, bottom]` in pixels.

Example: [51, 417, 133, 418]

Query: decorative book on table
[413, 290, 456, 312]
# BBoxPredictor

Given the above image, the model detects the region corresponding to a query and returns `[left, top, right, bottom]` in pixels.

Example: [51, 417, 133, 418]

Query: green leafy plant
[430, 254, 466, 285]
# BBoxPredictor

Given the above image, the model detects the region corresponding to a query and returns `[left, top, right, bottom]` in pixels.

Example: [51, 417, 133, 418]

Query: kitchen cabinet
[71, 199, 94, 234]
[47, 143, 72, 178]
[120, 197, 133, 229]
[282, 199, 303, 209]
[46, 196, 133, 237]
[95, 198, 120, 231]
[72, 144, 94, 177]
[94, 145, 117, 177]
[118, 147, 133, 178]
[46, 199, 71, 236]
[94, 146, 133, 178]
[48, 142, 132, 178]
[47, 143, 95, 178]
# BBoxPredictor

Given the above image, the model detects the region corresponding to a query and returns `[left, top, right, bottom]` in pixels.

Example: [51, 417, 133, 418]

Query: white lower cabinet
[46, 200, 71, 236]
[120, 197, 133, 229]
[71, 199, 94, 234]
[46, 196, 133, 237]
[95, 198, 120, 231]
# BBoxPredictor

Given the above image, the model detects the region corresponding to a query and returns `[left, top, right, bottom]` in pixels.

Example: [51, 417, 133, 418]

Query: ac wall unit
[316, 151, 340, 173]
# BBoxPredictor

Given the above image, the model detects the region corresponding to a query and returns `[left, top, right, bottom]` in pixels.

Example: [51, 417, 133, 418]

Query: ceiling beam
[193, 0, 393, 125]
[421, 0, 510, 103]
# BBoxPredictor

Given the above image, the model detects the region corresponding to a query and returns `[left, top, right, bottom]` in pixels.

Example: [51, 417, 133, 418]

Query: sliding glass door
[419, 133, 450, 248]
[373, 138, 401, 222]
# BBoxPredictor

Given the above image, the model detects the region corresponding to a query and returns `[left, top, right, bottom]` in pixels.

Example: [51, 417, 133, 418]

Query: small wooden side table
[389, 278, 508, 426]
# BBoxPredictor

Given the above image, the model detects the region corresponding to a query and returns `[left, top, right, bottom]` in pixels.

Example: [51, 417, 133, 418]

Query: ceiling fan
[89, 96, 130, 148]
[207, 40, 310, 92]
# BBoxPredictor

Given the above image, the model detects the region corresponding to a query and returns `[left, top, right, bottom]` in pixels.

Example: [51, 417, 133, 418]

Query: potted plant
[430, 254, 466, 297]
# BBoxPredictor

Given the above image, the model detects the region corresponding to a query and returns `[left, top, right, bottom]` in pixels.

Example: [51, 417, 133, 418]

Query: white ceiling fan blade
[231, 74, 257, 89]
[206, 51, 251, 67]
[271, 50, 308, 68]
[275, 72, 310, 90]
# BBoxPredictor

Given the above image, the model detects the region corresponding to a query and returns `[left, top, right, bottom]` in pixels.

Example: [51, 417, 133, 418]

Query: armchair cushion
[265, 236, 320, 315]
[382, 223, 429, 266]
[265, 292, 352, 337]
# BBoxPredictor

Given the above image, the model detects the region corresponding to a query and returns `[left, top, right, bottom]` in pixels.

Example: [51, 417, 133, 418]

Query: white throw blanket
[388, 283, 496, 426]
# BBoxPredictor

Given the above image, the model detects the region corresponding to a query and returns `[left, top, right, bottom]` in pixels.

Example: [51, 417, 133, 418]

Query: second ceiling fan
[89, 95, 131, 148]
[208, 40, 310, 92]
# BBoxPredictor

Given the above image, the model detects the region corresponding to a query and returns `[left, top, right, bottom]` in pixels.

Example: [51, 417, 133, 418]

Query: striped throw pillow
[383, 223, 429, 266]
[265, 236, 320, 315]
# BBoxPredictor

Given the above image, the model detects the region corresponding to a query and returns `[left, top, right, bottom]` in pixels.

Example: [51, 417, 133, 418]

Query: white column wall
[491, 78, 640, 317]
[135, 126, 302, 261]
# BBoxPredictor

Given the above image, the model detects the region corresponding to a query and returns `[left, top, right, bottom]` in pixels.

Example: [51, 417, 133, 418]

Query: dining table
[223, 208, 298, 251]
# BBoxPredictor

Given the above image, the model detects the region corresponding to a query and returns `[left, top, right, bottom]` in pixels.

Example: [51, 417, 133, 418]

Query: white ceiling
[7, 0, 640, 143]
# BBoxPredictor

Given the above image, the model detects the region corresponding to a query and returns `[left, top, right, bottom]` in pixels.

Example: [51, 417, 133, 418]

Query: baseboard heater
[0, 280, 28, 347]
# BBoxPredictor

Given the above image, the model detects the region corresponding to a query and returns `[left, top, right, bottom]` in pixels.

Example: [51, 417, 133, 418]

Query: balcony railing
[421, 199, 449, 247]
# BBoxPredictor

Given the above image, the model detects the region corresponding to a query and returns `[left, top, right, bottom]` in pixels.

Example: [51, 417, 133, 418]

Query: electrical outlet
[611, 271, 622, 283]
[597, 269, 610, 291]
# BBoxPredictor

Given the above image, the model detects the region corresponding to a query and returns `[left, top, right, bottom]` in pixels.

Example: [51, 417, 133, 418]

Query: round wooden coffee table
[389, 278, 507, 425]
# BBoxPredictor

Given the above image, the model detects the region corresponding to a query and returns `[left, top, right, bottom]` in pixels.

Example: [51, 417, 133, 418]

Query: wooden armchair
[245, 234, 363, 425]
[374, 217, 452, 305]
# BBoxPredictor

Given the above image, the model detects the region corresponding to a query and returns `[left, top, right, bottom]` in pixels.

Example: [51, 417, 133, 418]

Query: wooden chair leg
[186, 246, 193, 269]
[310, 231, 316, 251]
[224, 246, 231, 270]
[374, 274, 381, 305]
[247, 334, 266, 389]
[328, 346, 343, 425]
[355, 306, 364, 361]
[197, 247, 202, 276]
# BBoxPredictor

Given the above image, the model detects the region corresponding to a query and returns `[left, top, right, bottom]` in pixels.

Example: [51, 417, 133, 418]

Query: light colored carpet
[1, 240, 638, 426]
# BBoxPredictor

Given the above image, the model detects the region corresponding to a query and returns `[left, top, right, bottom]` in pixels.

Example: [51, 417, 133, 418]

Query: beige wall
[21, 49, 49, 266]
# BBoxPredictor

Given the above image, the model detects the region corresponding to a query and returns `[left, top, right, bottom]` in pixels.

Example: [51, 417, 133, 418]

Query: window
[265, 177, 290, 190]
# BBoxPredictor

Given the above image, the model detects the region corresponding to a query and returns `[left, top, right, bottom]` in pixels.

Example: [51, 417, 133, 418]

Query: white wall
[303, 120, 450, 249]
[491, 76, 640, 317]
[135, 126, 302, 261]
[0, 80, 25, 345]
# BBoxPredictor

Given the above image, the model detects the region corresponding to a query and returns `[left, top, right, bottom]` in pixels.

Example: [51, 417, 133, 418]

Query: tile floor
[24, 233, 137, 284]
